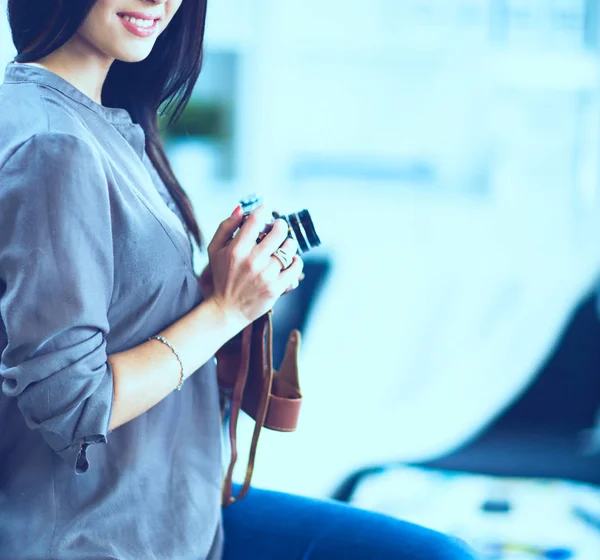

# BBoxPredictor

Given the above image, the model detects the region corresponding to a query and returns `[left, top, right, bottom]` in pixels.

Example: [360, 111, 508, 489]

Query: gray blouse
[0, 63, 223, 560]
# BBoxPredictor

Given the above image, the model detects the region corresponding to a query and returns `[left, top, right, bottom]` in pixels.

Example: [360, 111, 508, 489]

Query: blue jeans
[222, 485, 478, 559]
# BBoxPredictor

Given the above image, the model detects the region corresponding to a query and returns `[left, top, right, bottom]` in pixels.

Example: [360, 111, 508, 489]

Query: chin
[114, 44, 155, 64]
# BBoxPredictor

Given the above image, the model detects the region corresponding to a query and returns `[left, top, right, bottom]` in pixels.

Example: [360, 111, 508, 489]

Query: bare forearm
[107, 297, 245, 430]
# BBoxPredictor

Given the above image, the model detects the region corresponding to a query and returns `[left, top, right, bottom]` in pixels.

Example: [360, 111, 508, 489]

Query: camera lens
[278, 210, 321, 255]
[298, 210, 321, 249]
[287, 213, 309, 253]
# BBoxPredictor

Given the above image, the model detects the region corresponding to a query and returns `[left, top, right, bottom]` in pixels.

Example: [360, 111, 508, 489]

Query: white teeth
[122, 15, 154, 28]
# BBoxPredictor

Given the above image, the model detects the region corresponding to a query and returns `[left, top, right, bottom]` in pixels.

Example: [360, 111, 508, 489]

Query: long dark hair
[7, 0, 205, 248]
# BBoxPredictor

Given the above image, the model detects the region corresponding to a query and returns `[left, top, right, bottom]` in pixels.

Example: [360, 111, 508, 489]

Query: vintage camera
[239, 194, 321, 255]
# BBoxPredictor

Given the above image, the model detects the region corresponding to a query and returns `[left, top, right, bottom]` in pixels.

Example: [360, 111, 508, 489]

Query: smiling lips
[117, 12, 161, 38]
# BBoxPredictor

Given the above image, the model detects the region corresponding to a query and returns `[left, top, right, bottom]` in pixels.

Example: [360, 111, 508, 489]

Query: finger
[276, 255, 304, 293]
[283, 278, 300, 294]
[230, 206, 270, 254]
[208, 206, 244, 253]
[266, 236, 299, 271]
[261, 255, 286, 285]
[253, 219, 293, 263]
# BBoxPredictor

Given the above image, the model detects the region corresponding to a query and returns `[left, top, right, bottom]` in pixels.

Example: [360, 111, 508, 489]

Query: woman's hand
[199, 262, 303, 299]
[206, 206, 304, 328]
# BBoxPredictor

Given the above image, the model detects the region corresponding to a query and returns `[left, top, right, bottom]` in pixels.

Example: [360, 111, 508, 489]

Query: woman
[0, 1, 478, 559]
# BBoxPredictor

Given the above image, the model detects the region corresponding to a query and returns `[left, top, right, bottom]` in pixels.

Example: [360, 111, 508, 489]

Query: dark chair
[332, 289, 600, 502]
[270, 256, 332, 370]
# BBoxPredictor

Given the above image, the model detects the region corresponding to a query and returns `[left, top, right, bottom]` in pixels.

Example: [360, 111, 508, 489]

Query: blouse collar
[4, 62, 135, 126]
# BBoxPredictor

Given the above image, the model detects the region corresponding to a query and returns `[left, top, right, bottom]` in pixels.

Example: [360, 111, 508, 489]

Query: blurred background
[2, 1, 600, 558]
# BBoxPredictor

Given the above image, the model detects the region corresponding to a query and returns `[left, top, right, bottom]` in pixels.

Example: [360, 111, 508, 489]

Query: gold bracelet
[150, 335, 185, 391]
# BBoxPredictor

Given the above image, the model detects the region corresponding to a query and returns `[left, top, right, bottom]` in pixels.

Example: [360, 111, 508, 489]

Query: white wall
[0, 1, 15, 68]
[221, 0, 600, 497]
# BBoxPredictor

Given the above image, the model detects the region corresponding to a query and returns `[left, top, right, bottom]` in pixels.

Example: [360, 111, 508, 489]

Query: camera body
[239, 194, 321, 255]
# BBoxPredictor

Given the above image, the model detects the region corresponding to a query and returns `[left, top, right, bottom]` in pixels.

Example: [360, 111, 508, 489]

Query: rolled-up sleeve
[0, 133, 115, 473]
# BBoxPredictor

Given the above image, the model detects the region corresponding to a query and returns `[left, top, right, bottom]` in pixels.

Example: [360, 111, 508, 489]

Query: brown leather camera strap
[221, 315, 274, 506]
[221, 324, 252, 506]
[231, 314, 274, 503]
[220, 313, 303, 507]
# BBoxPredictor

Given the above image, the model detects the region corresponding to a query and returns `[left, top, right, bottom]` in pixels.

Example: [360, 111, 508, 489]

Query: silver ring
[272, 247, 293, 270]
